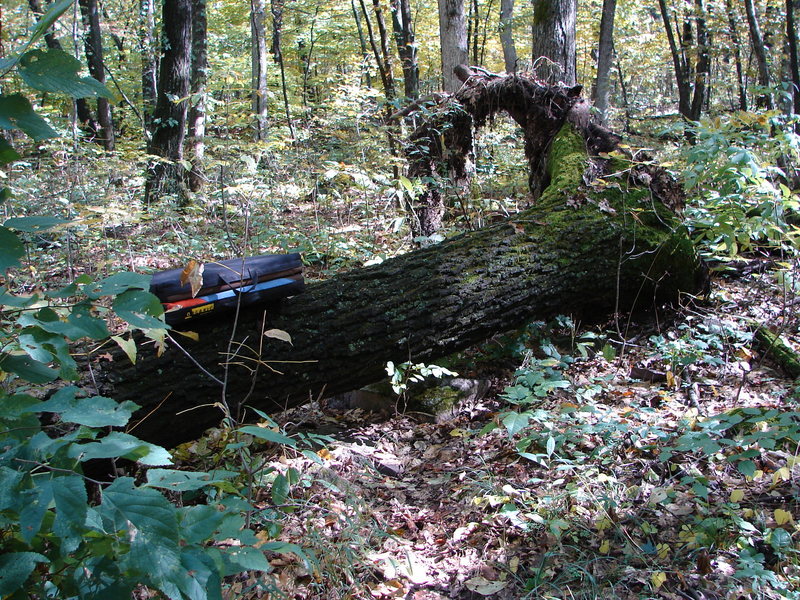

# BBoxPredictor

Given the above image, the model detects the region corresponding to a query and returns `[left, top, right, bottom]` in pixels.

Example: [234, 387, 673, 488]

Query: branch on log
[403, 66, 631, 237]
[104, 121, 706, 448]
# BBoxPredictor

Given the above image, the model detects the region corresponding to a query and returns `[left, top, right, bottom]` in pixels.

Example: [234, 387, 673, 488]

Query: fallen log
[105, 119, 705, 448]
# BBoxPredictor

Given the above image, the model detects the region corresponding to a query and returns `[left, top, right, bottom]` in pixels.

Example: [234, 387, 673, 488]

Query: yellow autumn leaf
[651, 571, 667, 589]
[599, 539, 610, 554]
[666, 370, 676, 388]
[173, 329, 200, 342]
[772, 467, 791, 485]
[657, 543, 669, 560]
[729, 489, 745, 503]
[595, 518, 611, 532]
[111, 335, 136, 364]
[775, 509, 793, 525]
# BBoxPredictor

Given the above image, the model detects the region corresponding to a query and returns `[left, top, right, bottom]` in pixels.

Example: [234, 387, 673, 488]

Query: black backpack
[149, 254, 304, 326]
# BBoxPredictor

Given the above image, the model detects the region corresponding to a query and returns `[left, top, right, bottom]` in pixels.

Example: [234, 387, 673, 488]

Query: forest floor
[212, 263, 800, 600]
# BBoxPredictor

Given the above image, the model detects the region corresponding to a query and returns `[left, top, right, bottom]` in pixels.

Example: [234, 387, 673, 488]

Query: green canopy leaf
[0, 226, 24, 272]
[0, 552, 49, 596]
[0, 93, 57, 140]
[18, 49, 113, 99]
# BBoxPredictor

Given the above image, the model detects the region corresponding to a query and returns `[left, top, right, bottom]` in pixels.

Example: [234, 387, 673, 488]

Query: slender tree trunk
[144, 0, 192, 205]
[79, 0, 114, 150]
[688, 0, 709, 121]
[250, 0, 269, 140]
[787, 0, 800, 122]
[531, 0, 577, 85]
[139, 0, 158, 140]
[470, 0, 479, 64]
[478, 0, 493, 65]
[438, 0, 468, 92]
[499, 0, 517, 72]
[593, 0, 616, 124]
[351, 0, 372, 87]
[270, 0, 295, 138]
[391, 0, 419, 100]
[743, 0, 772, 108]
[615, 45, 631, 130]
[659, 0, 697, 121]
[725, 0, 747, 111]
[187, 0, 207, 192]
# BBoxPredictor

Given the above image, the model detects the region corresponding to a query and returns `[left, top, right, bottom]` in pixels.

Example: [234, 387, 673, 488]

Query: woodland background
[1, 0, 800, 599]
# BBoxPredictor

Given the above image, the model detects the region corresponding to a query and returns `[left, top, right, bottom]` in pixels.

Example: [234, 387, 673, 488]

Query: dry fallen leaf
[265, 328, 292, 345]
[180, 260, 205, 298]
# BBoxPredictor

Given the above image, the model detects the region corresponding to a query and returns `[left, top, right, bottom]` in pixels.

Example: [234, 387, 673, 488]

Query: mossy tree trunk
[107, 121, 704, 448]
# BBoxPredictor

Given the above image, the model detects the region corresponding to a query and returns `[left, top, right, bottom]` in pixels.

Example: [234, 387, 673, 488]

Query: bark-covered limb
[754, 326, 800, 379]
[402, 68, 627, 237]
[106, 124, 705, 448]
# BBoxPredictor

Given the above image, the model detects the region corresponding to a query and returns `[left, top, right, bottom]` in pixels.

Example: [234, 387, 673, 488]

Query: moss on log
[106, 122, 705, 448]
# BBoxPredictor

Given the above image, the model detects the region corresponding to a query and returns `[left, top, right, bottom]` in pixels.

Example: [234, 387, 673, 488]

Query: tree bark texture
[250, 0, 269, 141]
[499, 0, 517, 73]
[144, 0, 192, 205]
[79, 0, 114, 151]
[188, 0, 208, 192]
[593, 0, 616, 124]
[438, 0, 468, 92]
[108, 80, 704, 448]
[531, 0, 577, 86]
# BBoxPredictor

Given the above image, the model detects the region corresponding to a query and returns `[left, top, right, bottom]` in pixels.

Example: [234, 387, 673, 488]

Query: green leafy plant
[682, 111, 800, 260]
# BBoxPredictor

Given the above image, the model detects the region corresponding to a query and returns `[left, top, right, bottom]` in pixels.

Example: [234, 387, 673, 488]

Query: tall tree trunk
[725, 0, 748, 111]
[187, 0, 207, 192]
[787, 0, 800, 122]
[271, 0, 295, 138]
[79, 0, 114, 151]
[28, 0, 96, 135]
[593, 0, 616, 124]
[531, 0, 577, 86]
[351, 0, 372, 87]
[109, 78, 703, 447]
[144, 0, 192, 205]
[688, 0, 710, 121]
[743, 0, 772, 108]
[250, 0, 269, 141]
[499, 0, 517, 73]
[658, 0, 691, 118]
[391, 0, 419, 100]
[438, 0, 468, 92]
[139, 0, 158, 141]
